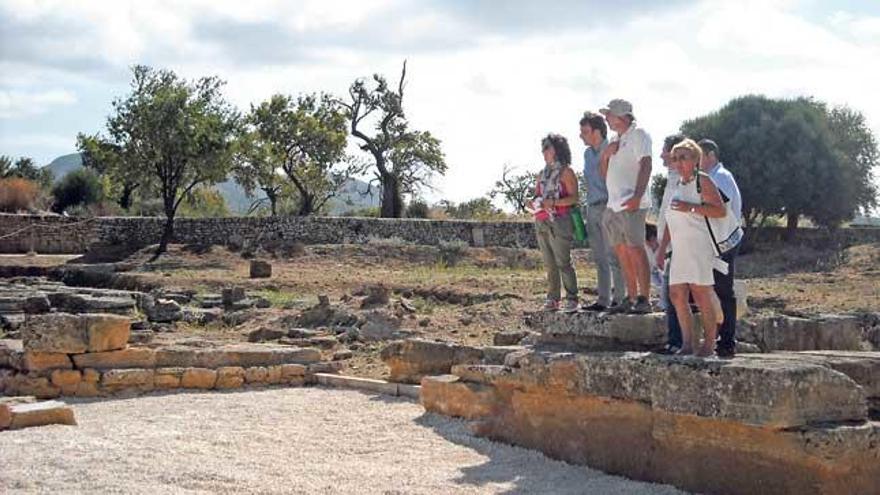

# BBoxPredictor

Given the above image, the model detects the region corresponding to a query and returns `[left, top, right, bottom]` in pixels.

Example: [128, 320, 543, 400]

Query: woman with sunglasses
[661, 138, 726, 356]
[532, 134, 580, 312]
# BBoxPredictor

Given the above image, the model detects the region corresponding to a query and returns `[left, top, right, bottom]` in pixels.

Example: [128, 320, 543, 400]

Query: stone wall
[2, 213, 879, 254]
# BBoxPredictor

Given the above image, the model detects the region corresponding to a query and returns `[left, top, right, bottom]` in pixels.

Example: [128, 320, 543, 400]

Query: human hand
[670, 200, 694, 213]
[621, 196, 641, 212]
[655, 249, 666, 270]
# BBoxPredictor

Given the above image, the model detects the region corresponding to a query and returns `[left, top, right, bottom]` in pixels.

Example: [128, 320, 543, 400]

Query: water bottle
[570, 206, 587, 241]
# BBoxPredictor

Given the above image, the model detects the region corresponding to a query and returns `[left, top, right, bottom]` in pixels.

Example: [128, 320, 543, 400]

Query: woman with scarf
[532, 134, 580, 312]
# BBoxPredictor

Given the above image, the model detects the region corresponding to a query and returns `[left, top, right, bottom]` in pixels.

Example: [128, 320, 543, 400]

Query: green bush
[51, 168, 102, 213]
[438, 239, 468, 267]
[405, 199, 430, 218]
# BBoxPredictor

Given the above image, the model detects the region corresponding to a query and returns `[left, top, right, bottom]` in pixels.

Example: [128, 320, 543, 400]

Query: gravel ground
[1, 387, 687, 494]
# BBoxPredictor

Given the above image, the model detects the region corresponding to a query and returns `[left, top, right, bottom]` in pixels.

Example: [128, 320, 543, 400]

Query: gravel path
[1, 387, 687, 494]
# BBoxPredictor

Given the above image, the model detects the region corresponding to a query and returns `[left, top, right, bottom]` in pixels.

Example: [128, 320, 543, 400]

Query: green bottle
[570, 206, 587, 242]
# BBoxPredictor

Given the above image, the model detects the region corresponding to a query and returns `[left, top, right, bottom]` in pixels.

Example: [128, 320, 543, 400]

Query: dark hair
[698, 139, 720, 159]
[663, 133, 686, 152]
[541, 133, 572, 166]
[579, 111, 607, 139]
[645, 222, 658, 241]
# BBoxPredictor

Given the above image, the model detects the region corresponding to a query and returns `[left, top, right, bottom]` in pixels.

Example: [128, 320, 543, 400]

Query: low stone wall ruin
[2, 213, 878, 254]
[420, 350, 880, 495]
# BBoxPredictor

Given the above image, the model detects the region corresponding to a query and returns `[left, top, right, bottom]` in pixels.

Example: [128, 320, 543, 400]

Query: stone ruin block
[22, 313, 131, 354]
[421, 350, 880, 495]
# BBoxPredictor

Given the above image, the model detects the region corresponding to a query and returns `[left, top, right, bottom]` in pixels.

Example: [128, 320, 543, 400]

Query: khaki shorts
[602, 208, 647, 247]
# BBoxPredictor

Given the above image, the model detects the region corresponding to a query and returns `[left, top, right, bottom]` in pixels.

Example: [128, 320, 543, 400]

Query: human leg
[669, 283, 694, 354]
[536, 223, 560, 303]
[550, 217, 578, 304]
[585, 204, 612, 306]
[690, 285, 718, 357]
[714, 245, 739, 354]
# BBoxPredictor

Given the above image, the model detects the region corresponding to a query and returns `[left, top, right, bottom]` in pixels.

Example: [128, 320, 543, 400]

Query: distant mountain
[43, 152, 379, 215]
[45, 153, 83, 182]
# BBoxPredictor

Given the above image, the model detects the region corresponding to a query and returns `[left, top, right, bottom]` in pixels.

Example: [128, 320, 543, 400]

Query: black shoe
[606, 299, 632, 314]
[627, 296, 652, 314]
[716, 347, 736, 359]
[583, 302, 607, 312]
[653, 344, 681, 355]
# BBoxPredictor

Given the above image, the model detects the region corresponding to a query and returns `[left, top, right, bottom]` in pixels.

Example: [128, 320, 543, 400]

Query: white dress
[664, 173, 717, 286]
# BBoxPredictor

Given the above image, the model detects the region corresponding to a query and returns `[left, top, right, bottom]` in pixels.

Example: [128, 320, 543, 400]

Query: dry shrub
[0, 177, 39, 212]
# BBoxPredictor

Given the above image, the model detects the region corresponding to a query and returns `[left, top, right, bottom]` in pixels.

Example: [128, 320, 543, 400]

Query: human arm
[598, 141, 619, 179]
[655, 224, 670, 270]
[669, 175, 726, 218]
[621, 156, 652, 211]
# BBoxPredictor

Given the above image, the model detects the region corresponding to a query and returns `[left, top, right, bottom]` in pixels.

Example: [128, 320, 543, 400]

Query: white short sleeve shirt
[607, 124, 652, 213]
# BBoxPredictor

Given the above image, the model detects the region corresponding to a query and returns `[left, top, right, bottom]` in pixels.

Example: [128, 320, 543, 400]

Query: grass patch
[253, 288, 308, 308]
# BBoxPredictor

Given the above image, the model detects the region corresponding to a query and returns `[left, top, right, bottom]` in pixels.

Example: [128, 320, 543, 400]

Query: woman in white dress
[662, 139, 727, 356]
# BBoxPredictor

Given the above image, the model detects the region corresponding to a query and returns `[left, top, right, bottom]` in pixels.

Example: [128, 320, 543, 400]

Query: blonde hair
[671, 138, 703, 164]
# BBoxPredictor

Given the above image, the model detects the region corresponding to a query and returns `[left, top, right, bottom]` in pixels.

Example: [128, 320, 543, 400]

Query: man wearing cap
[698, 138, 743, 358]
[599, 99, 653, 314]
[579, 111, 625, 311]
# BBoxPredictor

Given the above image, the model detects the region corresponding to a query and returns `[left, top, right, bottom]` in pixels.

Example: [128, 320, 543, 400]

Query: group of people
[532, 99, 743, 358]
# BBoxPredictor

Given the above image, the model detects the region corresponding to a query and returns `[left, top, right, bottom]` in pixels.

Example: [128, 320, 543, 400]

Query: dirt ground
[2, 240, 878, 380]
[0, 387, 687, 494]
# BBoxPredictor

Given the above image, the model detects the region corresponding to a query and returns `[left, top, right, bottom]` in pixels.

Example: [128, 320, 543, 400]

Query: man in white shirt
[599, 99, 653, 314]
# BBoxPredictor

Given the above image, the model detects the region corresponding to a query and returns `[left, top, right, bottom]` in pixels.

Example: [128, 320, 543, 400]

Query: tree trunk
[784, 212, 799, 241]
[380, 174, 403, 218]
[264, 187, 278, 217]
[155, 214, 174, 258]
[298, 192, 314, 216]
[118, 182, 137, 210]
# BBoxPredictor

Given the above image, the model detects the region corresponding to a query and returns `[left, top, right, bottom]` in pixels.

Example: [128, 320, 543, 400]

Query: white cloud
[0, 89, 76, 118]
[1, 0, 879, 204]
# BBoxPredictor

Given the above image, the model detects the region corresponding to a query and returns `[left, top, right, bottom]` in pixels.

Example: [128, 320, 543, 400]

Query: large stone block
[5, 374, 61, 399]
[455, 351, 868, 428]
[18, 352, 72, 372]
[50, 369, 81, 395]
[215, 367, 245, 389]
[7, 400, 76, 429]
[154, 368, 184, 389]
[83, 314, 130, 352]
[380, 339, 484, 384]
[526, 311, 667, 351]
[21, 313, 131, 354]
[180, 368, 217, 389]
[21, 313, 88, 353]
[754, 315, 864, 352]
[420, 375, 499, 420]
[72, 348, 156, 369]
[101, 369, 155, 392]
[0, 396, 36, 429]
[155, 344, 321, 369]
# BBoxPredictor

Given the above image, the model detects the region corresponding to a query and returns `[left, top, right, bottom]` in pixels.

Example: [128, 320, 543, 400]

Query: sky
[1, 0, 879, 205]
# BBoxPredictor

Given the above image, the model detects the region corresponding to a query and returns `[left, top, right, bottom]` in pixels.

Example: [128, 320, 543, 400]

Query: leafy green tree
[681, 95, 877, 239]
[77, 134, 139, 210]
[405, 198, 430, 218]
[51, 168, 102, 213]
[441, 197, 504, 220]
[82, 65, 239, 254]
[489, 164, 533, 214]
[234, 93, 349, 216]
[650, 174, 667, 213]
[177, 186, 230, 218]
[340, 62, 447, 217]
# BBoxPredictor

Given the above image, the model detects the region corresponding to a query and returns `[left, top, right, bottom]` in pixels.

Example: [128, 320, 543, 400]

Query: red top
[534, 180, 571, 222]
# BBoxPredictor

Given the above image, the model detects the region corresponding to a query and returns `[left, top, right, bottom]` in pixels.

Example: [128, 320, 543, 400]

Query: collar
[586, 139, 608, 155]
[618, 122, 637, 139]
[705, 161, 723, 175]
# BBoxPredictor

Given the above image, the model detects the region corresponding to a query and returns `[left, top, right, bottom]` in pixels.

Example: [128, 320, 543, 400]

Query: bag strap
[696, 172, 724, 257]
